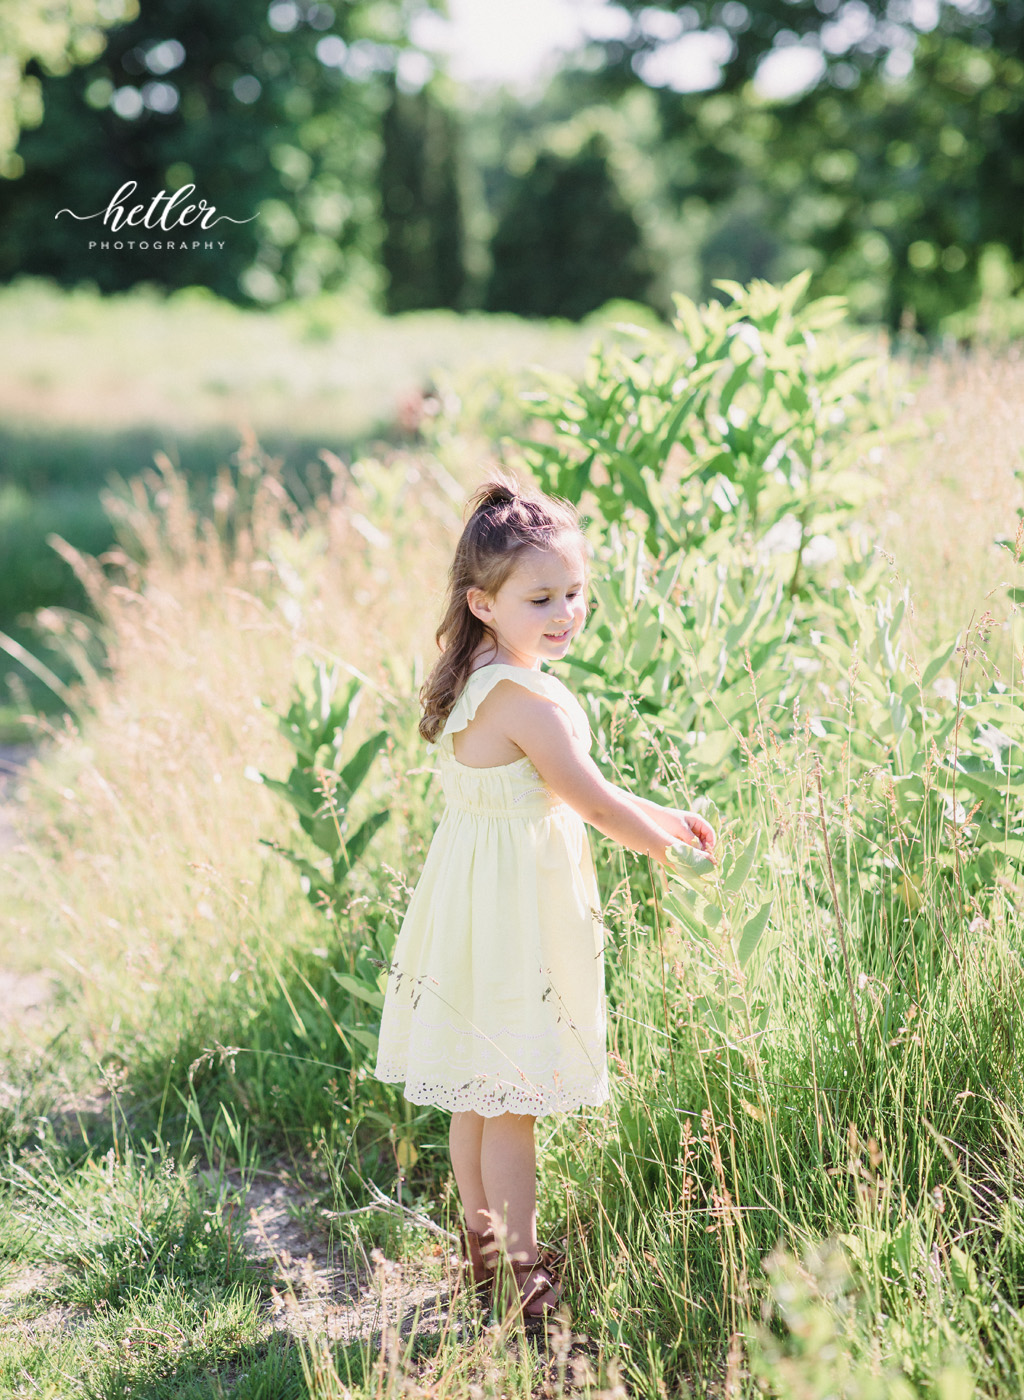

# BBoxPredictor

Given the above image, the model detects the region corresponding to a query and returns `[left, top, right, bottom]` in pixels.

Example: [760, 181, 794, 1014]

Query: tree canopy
[0, 0, 438, 301]
[0, 0, 135, 176]
[485, 134, 654, 320]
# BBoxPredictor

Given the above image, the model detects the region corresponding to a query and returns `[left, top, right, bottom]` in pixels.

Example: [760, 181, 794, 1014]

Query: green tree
[569, 0, 1024, 330]
[647, 35, 1024, 329]
[0, 0, 438, 302]
[485, 133, 655, 320]
[0, 0, 136, 176]
[586, 0, 993, 92]
[379, 75, 466, 313]
[798, 30, 1024, 329]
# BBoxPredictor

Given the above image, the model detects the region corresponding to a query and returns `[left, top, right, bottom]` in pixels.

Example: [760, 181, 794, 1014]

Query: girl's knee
[451, 1109, 485, 1127]
[485, 1111, 536, 1134]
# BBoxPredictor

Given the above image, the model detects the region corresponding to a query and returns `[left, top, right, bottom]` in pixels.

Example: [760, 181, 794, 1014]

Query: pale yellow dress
[374, 664, 608, 1118]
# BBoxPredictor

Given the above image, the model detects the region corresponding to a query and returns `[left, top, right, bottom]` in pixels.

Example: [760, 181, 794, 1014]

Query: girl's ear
[466, 586, 493, 623]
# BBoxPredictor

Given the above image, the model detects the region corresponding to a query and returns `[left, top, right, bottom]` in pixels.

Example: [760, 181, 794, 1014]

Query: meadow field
[2, 275, 1024, 1398]
[0, 276, 606, 726]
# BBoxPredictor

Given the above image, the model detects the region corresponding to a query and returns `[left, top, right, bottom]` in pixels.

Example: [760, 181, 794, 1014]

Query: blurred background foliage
[3, 0, 1024, 732]
[1, 0, 1023, 332]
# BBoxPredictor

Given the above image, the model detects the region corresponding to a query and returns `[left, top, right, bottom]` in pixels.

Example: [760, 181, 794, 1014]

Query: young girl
[374, 477, 716, 1318]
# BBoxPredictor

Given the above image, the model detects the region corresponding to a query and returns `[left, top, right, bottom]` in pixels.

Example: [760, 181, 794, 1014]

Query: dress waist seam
[442, 797, 570, 820]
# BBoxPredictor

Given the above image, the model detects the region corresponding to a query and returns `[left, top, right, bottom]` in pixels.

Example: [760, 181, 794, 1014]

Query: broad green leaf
[337, 808, 390, 873]
[964, 700, 1024, 726]
[690, 729, 735, 768]
[323, 675, 361, 745]
[332, 972, 385, 1009]
[672, 293, 709, 350]
[666, 840, 716, 879]
[664, 886, 722, 932]
[659, 604, 694, 655]
[711, 277, 748, 304]
[563, 654, 610, 678]
[949, 1246, 979, 1298]
[955, 769, 1024, 796]
[629, 611, 663, 674]
[341, 1023, 379, 1053]
[259, 773, 318, 819]
[722, 832, 760, 894]
[778, 268, 813, 318]
[305, 806, 342, 857]
[338, 729, 389, 801]
[824, 358, 878, 401]
[736, 901, 772, 969]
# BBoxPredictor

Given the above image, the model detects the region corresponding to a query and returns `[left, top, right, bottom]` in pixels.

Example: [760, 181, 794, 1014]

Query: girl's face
[467, 544, 588, 669]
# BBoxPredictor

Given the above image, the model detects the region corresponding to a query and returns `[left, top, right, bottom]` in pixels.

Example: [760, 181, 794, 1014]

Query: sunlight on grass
[0, 277, 599, 442]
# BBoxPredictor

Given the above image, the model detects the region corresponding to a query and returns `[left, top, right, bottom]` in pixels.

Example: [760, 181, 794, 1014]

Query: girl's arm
[616, 790, 716, 853]
[487, 684, 682, 864]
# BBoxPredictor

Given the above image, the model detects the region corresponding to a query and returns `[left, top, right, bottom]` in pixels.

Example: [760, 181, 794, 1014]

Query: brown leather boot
[494, 1255, 562, 1321]
[457, 1223, 497, 1299]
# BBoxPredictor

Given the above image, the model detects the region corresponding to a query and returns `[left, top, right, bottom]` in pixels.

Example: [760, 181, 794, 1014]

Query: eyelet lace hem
[375, 1063, 609, 1118]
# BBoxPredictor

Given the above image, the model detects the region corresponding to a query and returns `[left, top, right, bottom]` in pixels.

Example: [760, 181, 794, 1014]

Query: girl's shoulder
[439, 664, 589, 743]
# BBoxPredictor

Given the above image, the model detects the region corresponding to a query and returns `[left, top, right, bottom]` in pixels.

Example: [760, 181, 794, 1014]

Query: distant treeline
[2, 0, 1023, 331]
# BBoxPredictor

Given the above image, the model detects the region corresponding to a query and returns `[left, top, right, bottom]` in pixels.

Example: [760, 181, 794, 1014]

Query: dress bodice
[433, 664, 590, 819]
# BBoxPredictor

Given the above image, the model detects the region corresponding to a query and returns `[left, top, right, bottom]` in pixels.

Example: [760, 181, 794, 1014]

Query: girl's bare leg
[449, 1110, 491, 1235]
[481, 1112, 558, 1307]
[480, 1112, 539, 1261]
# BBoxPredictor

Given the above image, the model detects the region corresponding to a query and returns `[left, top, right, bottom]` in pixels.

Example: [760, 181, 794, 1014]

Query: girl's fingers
[685, 814, 716, 849]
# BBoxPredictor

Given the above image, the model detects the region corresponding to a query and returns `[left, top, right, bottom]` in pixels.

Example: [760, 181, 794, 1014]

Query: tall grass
[551, 708, 1024, 1393]
[868, 344, 1024, 650]
[5, 445, 458, 1157]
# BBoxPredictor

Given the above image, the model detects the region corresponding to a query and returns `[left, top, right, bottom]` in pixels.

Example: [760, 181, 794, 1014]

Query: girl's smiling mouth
[545, 628, 571, 641]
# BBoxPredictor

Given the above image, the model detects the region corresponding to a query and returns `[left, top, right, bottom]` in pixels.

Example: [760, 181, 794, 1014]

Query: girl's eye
[531, 599, 549, 606]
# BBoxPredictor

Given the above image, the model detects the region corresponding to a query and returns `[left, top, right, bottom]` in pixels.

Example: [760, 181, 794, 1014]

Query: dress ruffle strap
[440, 664, 589, 745]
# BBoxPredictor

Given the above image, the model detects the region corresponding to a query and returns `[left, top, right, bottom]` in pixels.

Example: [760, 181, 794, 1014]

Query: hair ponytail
[471, 480, 516, 509]
[418, 474, 585, 742]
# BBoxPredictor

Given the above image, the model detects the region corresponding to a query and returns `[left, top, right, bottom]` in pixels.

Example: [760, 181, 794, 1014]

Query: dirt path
[0, 969, 55, 1026]
[240, 1179, 589, 1359]
[0, 743, 32, 852]
[241, 1177, 464, 1345]
[0, 745, 464, 1349]
[0, 1177, 589, 1399]
[0, 744, 60, 1031]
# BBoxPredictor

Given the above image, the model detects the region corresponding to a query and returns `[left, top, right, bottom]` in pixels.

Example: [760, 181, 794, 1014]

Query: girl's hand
[664, 837, 716, 878]
[660, 809, 717, 856]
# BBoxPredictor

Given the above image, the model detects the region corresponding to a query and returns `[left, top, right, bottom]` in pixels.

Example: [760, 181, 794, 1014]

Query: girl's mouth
[545, 629, 570, 642]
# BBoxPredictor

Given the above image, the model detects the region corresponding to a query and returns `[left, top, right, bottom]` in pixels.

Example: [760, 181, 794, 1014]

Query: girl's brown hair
[419, 475, 586, 742]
